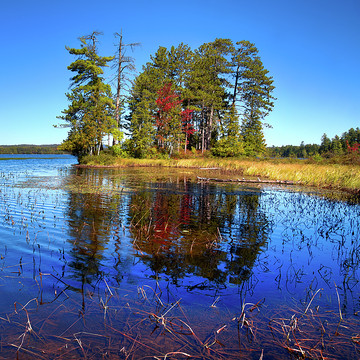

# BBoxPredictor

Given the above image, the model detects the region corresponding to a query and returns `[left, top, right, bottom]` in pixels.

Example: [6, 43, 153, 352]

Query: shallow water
[0, 155, 360, 359]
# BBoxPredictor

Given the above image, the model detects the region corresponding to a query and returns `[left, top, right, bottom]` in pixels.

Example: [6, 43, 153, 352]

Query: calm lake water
[0, 154, 360, 359]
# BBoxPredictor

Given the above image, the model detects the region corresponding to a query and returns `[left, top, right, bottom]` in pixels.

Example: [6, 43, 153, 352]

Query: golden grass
[81, 157, 360, 192]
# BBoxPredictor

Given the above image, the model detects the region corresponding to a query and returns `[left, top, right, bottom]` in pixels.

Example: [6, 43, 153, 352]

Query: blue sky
[1, 0, 359, 147]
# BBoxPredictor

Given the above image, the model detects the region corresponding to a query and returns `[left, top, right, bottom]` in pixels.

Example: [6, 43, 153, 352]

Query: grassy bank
[80, 155, 360, 193]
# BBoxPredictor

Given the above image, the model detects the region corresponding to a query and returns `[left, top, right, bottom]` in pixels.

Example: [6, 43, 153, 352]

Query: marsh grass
[80, 156, 360, 192]
[2, 158, 360, 358]
[1, 284, 359, 359]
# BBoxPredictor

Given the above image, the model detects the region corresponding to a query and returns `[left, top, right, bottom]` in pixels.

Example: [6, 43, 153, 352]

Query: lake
[0, 154, 360, 359]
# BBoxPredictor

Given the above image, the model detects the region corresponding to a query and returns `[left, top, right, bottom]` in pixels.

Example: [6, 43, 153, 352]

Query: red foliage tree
[346, 140, 360, 153]
[155, 83, 182, 149]
[181, 108, 195, 152]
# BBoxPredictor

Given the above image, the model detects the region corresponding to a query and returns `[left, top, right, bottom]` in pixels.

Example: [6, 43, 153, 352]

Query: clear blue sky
[1, 0, 359, 147]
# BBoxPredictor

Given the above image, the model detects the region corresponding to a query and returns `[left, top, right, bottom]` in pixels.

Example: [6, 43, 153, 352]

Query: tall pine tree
[231, 41, 275, 155]
[57, 32, 116, 159]
[186, 39, 233, 152]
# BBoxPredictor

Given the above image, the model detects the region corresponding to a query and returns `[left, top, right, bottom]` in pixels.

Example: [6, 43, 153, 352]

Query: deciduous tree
[155, 83, 183, 154]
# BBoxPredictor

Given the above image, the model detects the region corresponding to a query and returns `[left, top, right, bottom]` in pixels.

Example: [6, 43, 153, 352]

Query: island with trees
[56, 32, 275, 160]
[53, 32, 360, 194]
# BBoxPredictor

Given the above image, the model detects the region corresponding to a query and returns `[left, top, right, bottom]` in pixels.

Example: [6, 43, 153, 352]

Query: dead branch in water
[197, 176, 298, 185]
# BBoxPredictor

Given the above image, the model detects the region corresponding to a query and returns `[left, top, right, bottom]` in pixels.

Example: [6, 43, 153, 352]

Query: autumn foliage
[155, 83, 195, 153]
[346, 140, 360, 153]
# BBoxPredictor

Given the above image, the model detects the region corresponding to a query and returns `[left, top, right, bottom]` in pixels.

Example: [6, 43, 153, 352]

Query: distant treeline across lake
[0, 144, 65, 154]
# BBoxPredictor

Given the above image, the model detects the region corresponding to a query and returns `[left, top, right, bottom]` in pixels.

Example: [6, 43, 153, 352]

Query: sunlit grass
[81, 155, 360, 192]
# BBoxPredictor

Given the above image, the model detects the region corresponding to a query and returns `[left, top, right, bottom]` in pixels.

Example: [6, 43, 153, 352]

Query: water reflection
[2, 164, 360, 358]
[66, 191, 110, 288]
[58, 167, 360, 316]
[129, 185, 272, 290]
[63, 168, 272, 294]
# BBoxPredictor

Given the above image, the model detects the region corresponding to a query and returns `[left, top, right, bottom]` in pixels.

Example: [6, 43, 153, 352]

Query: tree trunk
[114, 32, 123, 145]
[207, 105, 214, 150]
[232, 64, 240, 107]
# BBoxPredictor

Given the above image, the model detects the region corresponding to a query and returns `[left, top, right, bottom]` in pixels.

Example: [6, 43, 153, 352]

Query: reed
[2, 285, 359, 359]
[80, 156, 360, 192]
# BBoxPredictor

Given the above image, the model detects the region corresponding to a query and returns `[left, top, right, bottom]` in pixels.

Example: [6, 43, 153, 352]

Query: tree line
[57, 32, 275, 159]
[0, 144, 63, 154]
[268, 127, 360, 159]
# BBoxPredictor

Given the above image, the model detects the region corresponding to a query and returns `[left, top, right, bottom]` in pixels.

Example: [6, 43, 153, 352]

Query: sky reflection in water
[1, 155, 360, 358]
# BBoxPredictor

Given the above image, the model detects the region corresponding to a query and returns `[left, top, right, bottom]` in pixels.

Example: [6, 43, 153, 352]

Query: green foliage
[241, 113, 266, 156]
[270, 127, 360, 163]
[57, 32, 118, 159]
[127, 95, 156, 158]
[126, 38, 275, 158]
[110, 144, 129, 158]
[187, 38, 233, 151]
[146, 147, 169, 159]
[56, 35, 277, 160]
[81, 152, 117, 165]
[310, 153, 323, 162]
[231, 41, 275, 156]
[212, 107, 244, 157]
[211, 137, 244, 157]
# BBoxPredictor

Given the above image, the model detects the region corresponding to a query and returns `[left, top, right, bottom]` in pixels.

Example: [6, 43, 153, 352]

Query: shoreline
[74, 159, 360, 197]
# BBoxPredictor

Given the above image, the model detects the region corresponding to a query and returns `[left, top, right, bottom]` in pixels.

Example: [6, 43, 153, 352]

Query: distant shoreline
[0, 144, 64, 155]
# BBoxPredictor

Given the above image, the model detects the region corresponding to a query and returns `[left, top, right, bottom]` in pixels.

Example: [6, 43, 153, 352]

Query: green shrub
[110, 144, 129, 158]
[211, 138, 244, 157]
[80, 153, 117, 165]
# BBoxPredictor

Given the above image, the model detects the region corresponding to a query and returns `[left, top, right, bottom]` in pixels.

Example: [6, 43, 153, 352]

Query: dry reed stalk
[304, 288, 322, 314]
[334, 282, 343, 321]
[162, 351, 192, 359]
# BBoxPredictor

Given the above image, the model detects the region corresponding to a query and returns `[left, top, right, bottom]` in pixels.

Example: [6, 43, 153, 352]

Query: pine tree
[232, 41, 275, 156]
[57, 32, 116, 159]
[127, 45, 186, 157]
[181, 108, 195, 152]
[241, 112, 267, 156]
[126, 38, 275, 158]
[186, 39, 233, 152]
[127, 71, 157, 158]
[212, 106, 244, 157]
[320, 133, 331, 153]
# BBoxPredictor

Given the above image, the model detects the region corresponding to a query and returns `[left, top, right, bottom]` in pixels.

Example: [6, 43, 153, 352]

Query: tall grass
[80, 155, 360, 192]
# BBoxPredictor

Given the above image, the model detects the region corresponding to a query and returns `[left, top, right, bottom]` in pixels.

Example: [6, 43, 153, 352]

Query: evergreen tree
[320, 133, 331, 153]
[168, 43, 193, 94]
[211, 106, 244, 157]
[232, 41, 275, 156]
[181, 108, 195, 152]
[126, 38, 275, 157]
[127, 71, 157, 158]
[331, 135, 344, 155]
[241, 112, 267, 156]
[187, 39, 233, 152]
[57, 32, 116, 159]
[126, 47, 174, 157]
[341, 127, 360, 149]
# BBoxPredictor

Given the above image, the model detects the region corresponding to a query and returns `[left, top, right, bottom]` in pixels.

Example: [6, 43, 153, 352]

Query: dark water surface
[0, 155, 360, 359]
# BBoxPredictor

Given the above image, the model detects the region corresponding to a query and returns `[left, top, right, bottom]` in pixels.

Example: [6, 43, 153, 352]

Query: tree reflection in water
[128, 179, 272, 290]
[64, 168, 272, 297]
[3, 161, 360, 358]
